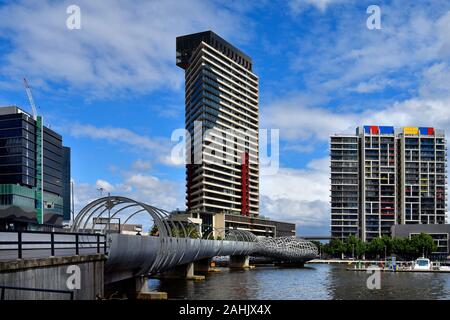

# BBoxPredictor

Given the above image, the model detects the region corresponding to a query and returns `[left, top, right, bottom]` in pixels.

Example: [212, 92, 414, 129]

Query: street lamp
[97, 187, 104, 197]
[70, 179, 75, 223]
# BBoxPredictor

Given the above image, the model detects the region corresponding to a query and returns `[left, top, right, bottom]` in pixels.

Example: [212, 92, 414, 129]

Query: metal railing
[0, 230, 107, 261]
[0, 285, 74, 300]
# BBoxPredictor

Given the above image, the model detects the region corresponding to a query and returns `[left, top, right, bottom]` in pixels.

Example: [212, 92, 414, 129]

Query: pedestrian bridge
[71, 196, 318, 283]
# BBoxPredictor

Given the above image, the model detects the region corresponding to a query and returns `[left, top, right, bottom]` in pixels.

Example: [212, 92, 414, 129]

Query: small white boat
[413, 257, 431, 270]
[439, 262, 450, 271]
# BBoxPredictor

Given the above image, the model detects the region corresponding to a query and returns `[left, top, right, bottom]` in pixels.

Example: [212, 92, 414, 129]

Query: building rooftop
[176, 30, 252, 71]
[0, 105, 33, 118]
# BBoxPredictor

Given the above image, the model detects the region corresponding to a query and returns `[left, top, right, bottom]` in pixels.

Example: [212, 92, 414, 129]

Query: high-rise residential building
[176, 31, 259, 230]
[0, 106, 71, 230]
[331, 125, 447, 242]
[330, 135, 360, 239]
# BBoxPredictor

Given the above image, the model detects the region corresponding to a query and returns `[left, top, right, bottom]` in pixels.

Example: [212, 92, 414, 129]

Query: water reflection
[148, 264, 450, 300]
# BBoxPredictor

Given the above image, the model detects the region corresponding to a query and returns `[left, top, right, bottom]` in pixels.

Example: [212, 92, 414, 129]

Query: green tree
[410, 233, 437, 258]
[381, 236, 393, 255]
[150, 224, 159, 236]
[186, 225, 200, 239]
[368, 237, 385, 258]
[355, 239, 366, 259]
[327, 239, 346, 258]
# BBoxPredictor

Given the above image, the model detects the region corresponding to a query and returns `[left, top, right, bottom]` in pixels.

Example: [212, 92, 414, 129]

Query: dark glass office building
[0, 106, 71, 230]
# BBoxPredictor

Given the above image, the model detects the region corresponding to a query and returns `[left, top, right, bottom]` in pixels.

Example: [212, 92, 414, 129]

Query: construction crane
[23, 77, 44, 224]
[23, 78, 38, 120]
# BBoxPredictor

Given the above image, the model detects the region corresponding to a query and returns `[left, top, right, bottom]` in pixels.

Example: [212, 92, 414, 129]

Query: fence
[0, 230, 107, 261]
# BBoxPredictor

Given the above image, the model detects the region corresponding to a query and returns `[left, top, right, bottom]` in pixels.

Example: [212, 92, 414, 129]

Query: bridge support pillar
[159, 263, 205, 281]
[229, 255, 251, 269]
[106, 276, 167, 300]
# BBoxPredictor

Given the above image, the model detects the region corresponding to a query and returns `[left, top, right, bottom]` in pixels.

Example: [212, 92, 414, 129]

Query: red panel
[186, 164, 193, 209]
[428, 127, 435, 135]
[370, 126, 379, 134]
[240, 152, 250, 216]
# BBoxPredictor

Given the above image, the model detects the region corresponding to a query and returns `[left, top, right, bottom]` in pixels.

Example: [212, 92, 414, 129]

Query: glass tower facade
[176, 31, 259, 228]
[0, 106, 70, 230]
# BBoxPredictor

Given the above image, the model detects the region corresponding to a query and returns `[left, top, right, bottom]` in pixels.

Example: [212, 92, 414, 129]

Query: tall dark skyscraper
[0, 106, 70, 230]
[176, 31, 260, 229]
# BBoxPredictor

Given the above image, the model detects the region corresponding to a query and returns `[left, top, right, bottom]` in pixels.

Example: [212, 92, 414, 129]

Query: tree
[150, 224, 159, 236]
[185, 225, 200, 239]
[354, 239, 366, 259]
[326, 239, 346, 258]
[381, 236, 393, 255]
[368, 237, 384, 258]
[410, 233, 437, 258]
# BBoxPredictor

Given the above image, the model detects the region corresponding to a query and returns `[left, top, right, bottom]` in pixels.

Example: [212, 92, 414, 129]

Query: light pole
[97, 187, 104, 197]
[107, 192, 111, 233]
[352, 244, 355, 260]
[384, 245, 387, 262]
[70, 179, 75, 225]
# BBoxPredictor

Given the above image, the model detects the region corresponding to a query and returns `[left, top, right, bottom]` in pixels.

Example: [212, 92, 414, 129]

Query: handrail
[0, 230, 107, 261]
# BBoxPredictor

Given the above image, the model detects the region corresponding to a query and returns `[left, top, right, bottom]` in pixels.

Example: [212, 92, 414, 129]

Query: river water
[148, 263, 450, 300]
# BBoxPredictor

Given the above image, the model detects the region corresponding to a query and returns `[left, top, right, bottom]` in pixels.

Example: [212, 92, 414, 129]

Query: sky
[0, 0, 450, 236]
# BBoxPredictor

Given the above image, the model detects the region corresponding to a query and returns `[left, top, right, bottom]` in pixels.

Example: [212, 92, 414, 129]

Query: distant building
[0, 106, 71, 230]
[331, 126, 447, 241]
[171, 210, 295, 238]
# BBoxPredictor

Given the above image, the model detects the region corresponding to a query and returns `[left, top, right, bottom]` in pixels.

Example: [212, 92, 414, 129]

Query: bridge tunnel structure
[72, 196, 318, 283]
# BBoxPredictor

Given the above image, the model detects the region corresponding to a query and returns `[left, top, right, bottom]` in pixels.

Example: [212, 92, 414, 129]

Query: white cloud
[74, 173, 184, 213]
[0, 0, 251, 97]
[95, 179, 114, 193]
[131, 159, 152, 171]
[289, 2, 450, 96]
[289, 0, 349, 13]
[66, 123, 183, 166]
[260, 157, 330, 229]
[349, 78, 395, 94]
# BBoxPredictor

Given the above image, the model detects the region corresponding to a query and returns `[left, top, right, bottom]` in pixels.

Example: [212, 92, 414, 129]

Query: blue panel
[363, 126, 370, 134]
[379, 126, 394, 134]
[419, 127, 428, 135]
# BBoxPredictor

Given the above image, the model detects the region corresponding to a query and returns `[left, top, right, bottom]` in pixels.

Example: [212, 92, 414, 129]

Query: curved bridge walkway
[72, 197, 318, 283]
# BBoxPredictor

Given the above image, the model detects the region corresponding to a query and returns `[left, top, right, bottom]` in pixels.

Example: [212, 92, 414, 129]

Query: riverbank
[307, 259, 394, 264]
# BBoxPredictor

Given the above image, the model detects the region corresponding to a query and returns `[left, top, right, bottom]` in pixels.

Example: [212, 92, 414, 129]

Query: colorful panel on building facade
[240, 152, 250, 216]
[379, 126, 394, 134]
[363, 125, 380, 134]
[419, 127, 435, 135]
[403, 127, 419, 135]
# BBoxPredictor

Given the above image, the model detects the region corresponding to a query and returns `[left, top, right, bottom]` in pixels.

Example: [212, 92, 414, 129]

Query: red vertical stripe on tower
[186, 164, 193, 209]
[428, 127, 435, 135]
[370, 126, 379, 134]
[241, 152, 250, 216]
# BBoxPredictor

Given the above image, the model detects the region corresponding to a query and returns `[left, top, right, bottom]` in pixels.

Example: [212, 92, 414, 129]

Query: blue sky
[1, 0, 450, 235]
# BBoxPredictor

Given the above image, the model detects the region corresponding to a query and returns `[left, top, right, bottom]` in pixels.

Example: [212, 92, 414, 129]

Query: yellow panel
[403, 127, 419, 135]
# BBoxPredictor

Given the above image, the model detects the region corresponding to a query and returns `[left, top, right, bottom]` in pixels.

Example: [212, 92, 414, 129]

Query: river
[148, 263, 450, 300]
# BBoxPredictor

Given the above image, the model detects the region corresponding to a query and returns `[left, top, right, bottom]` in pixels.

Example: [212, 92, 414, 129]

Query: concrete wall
[0, 254, 105, 300]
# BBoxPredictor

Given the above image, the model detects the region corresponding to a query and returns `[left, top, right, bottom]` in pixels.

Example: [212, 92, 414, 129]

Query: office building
[0, 106, 71, 230]
[176, 31, 260, 230]
[331, 126, 447, 241]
